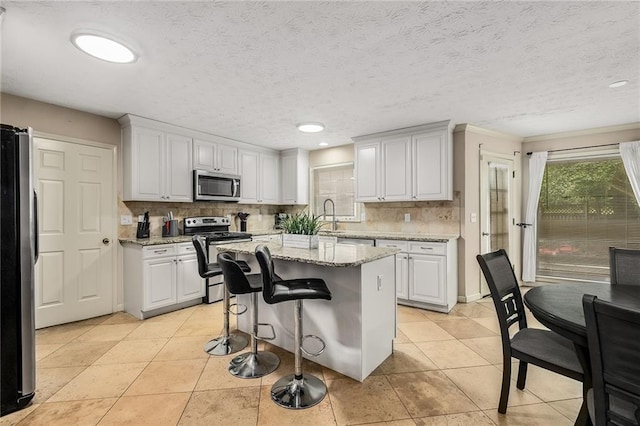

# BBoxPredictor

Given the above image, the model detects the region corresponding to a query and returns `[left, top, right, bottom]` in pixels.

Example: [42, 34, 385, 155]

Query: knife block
[136, 222, 150, 239]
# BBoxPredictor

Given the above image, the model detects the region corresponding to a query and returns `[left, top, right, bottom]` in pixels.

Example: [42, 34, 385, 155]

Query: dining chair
[583, 294, 640, 426]
[476, 249, 584, 413]
[609, 247, 640, 286]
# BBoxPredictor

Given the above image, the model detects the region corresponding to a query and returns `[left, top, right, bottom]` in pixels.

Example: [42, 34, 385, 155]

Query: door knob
[482, 232, 490, 236]
[102, 238, 110, 245]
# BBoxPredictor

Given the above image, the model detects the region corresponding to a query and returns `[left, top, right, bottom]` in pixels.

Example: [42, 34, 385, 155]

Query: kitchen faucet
[323, 198, 338, 231]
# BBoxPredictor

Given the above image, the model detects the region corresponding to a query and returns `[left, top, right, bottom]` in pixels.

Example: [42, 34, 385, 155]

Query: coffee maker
[274, 213, 289, 229]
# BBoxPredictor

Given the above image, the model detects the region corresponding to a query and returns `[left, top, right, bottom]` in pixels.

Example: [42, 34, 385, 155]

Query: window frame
[309, 162, 361, 223]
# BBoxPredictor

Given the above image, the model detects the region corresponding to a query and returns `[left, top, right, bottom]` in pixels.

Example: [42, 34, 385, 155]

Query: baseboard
[458, 293, 483, 303]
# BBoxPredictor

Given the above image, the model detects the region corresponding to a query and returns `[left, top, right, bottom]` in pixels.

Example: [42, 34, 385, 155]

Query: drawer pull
[154, 249, 168, 254]
[420, 246, 434, 250]
[387, 245, 397, 248]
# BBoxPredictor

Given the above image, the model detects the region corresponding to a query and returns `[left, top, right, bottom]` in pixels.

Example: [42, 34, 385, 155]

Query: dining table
[524, 282, 640, 426]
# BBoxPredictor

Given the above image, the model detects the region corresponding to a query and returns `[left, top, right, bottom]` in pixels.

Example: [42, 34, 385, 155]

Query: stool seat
[266, 279, 332, 304]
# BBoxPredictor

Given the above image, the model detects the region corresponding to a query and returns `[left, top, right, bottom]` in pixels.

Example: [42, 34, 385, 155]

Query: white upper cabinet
[239, 149, 279, 204]
[280, 148, 309, 205]
[121, 116, 193, 202]
[353, 120, 453, 202]
[193, 137, 238, 175]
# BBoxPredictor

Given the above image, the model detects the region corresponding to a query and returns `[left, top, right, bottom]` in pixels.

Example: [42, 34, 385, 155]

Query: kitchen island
[216, 241, 399, 382]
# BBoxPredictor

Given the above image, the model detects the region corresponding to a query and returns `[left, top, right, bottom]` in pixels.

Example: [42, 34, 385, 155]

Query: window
[310, 162, 360, 221]
[537, 149, 640, 282]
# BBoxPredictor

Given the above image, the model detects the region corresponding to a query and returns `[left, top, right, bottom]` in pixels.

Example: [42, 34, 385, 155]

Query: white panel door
[239, 150, 259, 203]
[413, 130, 449, 200]
[409, 254, 446, 305]
[354, 143, 380, 202]
[217, 143, 238, 175]
[132, 126, 163, 200]
[165, 133, 193, 202]
[143, 257, 176, 310]
[259, 153, 279, 204]
[34, 137, 115, 328]
[177, 255, 204, 302]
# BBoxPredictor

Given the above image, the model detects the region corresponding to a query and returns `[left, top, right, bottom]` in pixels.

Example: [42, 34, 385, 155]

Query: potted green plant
[281, 211, 324, 249]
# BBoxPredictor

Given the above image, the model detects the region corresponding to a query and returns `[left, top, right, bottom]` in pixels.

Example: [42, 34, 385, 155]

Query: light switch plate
[120, 215, 133, 225]
[404, 213, 410, 222]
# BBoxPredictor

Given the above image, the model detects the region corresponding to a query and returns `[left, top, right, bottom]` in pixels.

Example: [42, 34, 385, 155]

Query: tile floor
[1, 296, 583, 425]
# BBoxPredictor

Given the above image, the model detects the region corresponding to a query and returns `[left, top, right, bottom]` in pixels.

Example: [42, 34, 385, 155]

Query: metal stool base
[229, 351, 280, 378]
[271, 374, 327, 409]
[204, 334, 248, 356]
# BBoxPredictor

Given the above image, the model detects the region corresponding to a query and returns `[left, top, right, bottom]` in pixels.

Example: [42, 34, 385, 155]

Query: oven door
[193, 170, 241, 202]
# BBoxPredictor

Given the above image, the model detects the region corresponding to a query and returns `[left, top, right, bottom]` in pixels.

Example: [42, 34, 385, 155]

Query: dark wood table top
[523, 283, 640, 347]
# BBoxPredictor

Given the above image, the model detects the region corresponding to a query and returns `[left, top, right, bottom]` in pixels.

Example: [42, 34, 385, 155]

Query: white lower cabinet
[377, 239, 457, 312]
[124, 242, 205, 319]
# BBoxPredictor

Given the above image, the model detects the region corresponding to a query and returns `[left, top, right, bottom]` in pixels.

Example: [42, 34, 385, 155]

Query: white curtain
[522, 152, 548, 282]
[620, 141, 640, 206]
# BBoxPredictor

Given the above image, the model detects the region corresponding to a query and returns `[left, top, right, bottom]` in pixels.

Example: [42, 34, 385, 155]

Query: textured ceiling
[1, 1, 639, 150]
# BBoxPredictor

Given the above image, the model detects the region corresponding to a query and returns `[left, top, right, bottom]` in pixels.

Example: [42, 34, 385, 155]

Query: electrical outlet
[404, 213, 410, 222]
[120, 215, 133, 225]
[470, 213, 477, 223]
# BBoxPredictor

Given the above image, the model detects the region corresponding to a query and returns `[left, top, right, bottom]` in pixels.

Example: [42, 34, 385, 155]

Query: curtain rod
[526, 142, 619, 156]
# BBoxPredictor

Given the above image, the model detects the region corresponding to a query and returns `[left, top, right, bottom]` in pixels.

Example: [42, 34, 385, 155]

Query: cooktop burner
[183, 216, 250, 243]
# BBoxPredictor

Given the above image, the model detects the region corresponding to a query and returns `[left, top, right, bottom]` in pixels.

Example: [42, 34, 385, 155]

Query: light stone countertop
[216, 241, 400, 267]
[119, 235, 194, 246]
[318, 230, 459, 242]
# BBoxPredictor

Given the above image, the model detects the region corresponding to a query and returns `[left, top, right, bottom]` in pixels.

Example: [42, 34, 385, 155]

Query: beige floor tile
[484, 402, 574, 425]
[99, 311, 141, 325]
[37, 341, 117, 368]
[48, 362, 147, 401]
[358, 420, 416, 426]
[73, 323, 140, 342]
[448, 303, 496, 318]
[125, 359, 207, 396]
[414, 411, 495, 425]
[432, 318, 497, 339]
[174, 318, 226, 337]
[94, 339, 168, 365]
[18, 398, 116, 425]
[35, 344, 63, 361]
[178, 388, 260, 425]
[257, 384, 336, 425]
[33, 366, 86, 403]
[379, 343, 438, 374]
[513, 365, 583, 402]
[415, 340, 490, 369]
[420, 309, 467, 321]
[397, 306, 432, 323]
[144, 306, 196, 324]
[195, 356, 262, 391]
[443, 365, 542, 410]
[328, 375, 410, 425]
[99, 393, 190, 425]
[398, 321, 455, 343]
[153, 336, 211, 361]
[548, 398, 583, 421]
[124, 321, 183, 340]
[470, 316, 501, 334]
[387, 371, 479, 417]
[394, 329, 411, 344]
[0, 403, 39, 425]
[35, 324, 93, 345]
[459, 336, 504, 364]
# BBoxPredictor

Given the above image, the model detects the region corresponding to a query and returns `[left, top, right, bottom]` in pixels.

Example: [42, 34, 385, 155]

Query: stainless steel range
[183, 216, 251, 303]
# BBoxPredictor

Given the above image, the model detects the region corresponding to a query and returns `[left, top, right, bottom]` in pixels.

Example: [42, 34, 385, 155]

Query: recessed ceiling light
[71, 31, 137, 64]
[319, 142, 329, 146]
[297, 122, 324, 133]
[609, 80, 628, 88]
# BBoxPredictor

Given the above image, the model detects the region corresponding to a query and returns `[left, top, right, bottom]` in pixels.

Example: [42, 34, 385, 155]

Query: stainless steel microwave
[193, 170, 241, 202]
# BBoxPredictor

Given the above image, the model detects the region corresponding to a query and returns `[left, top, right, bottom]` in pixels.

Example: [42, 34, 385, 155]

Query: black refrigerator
[1, 124, 37, 416]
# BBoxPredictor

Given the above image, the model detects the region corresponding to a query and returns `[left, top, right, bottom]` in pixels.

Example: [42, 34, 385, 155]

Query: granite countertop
[216, 241, 399, 267]
[318, 230, 459, 242]
[119, 235, 194, 246]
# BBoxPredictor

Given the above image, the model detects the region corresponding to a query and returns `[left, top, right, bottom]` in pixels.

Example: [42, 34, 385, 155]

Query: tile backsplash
[119, 192, 461, 239]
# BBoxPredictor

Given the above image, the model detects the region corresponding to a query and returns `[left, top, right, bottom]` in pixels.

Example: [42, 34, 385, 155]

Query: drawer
[177, 242, 197, 255]
[142, 244, 176, 259]
[408, 242, 446, 255]
[376, 239, 409, 252]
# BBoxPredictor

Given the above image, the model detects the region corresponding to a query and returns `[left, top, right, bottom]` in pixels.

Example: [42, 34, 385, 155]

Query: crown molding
[523, 123, 640, 143]
[453, 123, 523, 141]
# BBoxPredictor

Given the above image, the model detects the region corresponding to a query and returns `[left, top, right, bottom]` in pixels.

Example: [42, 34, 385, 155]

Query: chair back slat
[255, 245, 277, 304]
[583, 294, 640, 426]
[609, 247, 640, 286]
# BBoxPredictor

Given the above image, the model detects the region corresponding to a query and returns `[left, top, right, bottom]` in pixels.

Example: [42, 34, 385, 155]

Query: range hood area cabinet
[193, 137, 238, 175]
[353, 120, 454, 202]
[280, 148, 309, 205]
[120, 115, 193, 202]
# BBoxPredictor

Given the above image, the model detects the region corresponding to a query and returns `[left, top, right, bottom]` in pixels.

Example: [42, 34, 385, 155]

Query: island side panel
[361, 255, 396, 378]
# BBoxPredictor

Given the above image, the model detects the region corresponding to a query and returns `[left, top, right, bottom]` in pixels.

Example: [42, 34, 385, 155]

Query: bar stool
[192, 235, 250, 356]
[217, 253, 280, 378]
[254, 245, 332, 409]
